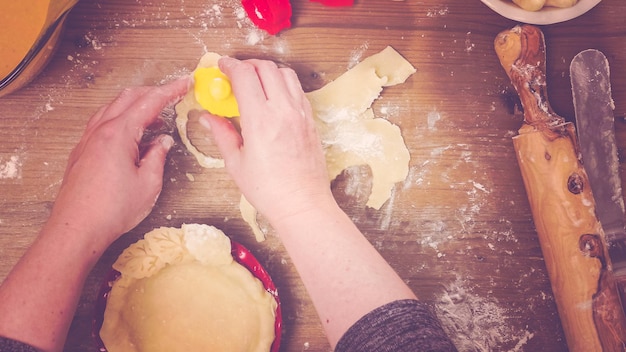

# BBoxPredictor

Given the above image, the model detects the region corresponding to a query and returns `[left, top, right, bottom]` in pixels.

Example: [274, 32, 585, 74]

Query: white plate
[481, 0, 601, 25]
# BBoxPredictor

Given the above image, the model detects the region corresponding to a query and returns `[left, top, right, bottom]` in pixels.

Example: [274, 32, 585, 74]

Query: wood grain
[1, 1, 625, 351]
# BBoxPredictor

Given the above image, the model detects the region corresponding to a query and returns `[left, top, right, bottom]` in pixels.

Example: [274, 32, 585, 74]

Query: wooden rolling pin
[494, 24, 626, 351]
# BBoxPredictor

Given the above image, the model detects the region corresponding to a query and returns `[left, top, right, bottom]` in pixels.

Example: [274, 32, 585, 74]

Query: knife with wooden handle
[571, 49, 626, 351]
[495, 25, 626, 351]
[571, 49, 626, 277]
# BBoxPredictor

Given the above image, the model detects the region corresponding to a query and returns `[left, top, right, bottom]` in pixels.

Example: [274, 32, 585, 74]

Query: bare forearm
[206, 58, 416, 348]
[269, 198, 417, 348]
[0, 79, 184, 351]
[0, 222, 109, 352]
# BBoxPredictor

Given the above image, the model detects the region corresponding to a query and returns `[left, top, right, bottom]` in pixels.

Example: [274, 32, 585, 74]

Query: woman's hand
[0, 79, 189, 352]
[49, 78, 189, 246]
[198, 59, 423, 350]
[200, 58, 333, 222]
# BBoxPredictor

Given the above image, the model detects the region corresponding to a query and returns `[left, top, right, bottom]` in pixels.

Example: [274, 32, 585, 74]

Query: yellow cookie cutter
[193, 67, 240, 118]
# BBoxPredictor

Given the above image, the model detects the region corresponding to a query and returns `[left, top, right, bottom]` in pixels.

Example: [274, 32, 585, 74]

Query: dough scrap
[175, 52, 225, 168]
[175, 47, 415, 241]
[100, 224, 277, 352]
[307, 45, 415, 209]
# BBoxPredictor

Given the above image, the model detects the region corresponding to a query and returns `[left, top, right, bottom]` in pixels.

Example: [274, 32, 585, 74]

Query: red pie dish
[93, 239, 282, 352]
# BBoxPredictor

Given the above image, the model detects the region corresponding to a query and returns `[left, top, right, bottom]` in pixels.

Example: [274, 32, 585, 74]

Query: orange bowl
[0, 2, 77, 98]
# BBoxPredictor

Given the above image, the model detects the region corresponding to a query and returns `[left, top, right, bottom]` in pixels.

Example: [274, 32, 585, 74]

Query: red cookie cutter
[241, 0, 355, 35]
[241, 0, 292, 35]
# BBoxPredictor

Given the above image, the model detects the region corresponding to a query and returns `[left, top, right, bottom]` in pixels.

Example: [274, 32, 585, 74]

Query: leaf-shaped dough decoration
[113, 239, 163, 279]
[112, 224, 234, 279]
[144, 227, 190, 266]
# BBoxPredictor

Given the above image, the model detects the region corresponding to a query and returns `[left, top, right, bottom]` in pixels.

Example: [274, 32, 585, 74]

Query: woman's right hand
[199, 57, 334, 222]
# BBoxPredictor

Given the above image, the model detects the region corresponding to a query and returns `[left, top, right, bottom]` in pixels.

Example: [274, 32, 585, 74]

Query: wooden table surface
[1, 0, 625, 351]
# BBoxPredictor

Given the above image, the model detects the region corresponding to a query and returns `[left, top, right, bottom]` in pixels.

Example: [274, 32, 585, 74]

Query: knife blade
[571, 49, 626, 277]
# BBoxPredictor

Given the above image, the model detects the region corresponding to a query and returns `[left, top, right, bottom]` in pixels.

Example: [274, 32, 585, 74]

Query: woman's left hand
[49, 78, 189, 246]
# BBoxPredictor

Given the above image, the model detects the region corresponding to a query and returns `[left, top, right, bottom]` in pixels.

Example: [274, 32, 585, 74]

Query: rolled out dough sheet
[175, 46, 416, 241]
[307, 46, 415, 209]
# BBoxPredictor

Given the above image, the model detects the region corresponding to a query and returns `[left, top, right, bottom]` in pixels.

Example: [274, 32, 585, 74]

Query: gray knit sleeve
[0, 337, 39, 352]
[335, 299, 457, 352]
